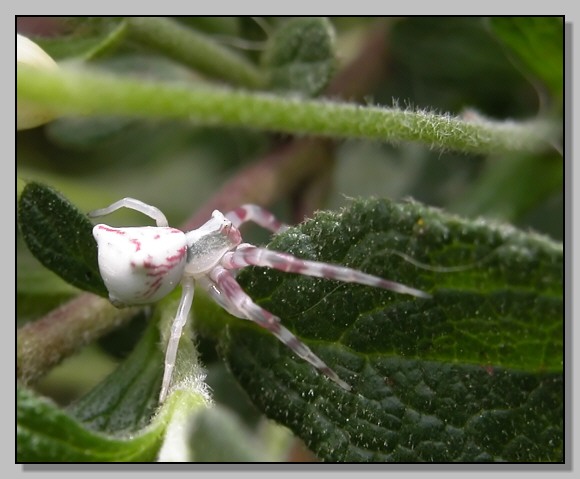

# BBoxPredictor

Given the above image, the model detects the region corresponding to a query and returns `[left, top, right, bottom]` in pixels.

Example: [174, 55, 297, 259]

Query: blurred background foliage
[17, 16, 563, 461]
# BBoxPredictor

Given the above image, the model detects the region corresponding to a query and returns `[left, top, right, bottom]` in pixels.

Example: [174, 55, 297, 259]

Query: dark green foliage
[212, 198, 563, 461]
[18, 182, 107, 297]
[17, 384, 163, 462]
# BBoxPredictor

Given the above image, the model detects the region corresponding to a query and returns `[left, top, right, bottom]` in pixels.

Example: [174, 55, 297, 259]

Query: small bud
[17, 33, 59, 130]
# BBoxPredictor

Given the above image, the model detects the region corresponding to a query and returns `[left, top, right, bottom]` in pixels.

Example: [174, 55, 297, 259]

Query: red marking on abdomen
[130, 238, 141, 251]
[97, 225, 126, 235]
[166, 246, 187, 263]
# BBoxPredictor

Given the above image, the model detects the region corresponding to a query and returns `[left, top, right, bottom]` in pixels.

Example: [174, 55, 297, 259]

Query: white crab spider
[89, 198, 431, 402]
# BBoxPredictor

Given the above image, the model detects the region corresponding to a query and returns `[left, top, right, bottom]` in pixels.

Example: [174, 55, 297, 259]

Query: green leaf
[17, 182, 107, 297]
[67, 317, 164, 434]
[17, 385, 163, 462]
[487, 17, 563, 102]
[204, 197, 562, 462]
[262, 17, 337, 96]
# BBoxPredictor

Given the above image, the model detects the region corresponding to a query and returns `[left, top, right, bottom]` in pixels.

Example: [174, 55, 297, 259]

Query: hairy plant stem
[18, 66, 558, 156]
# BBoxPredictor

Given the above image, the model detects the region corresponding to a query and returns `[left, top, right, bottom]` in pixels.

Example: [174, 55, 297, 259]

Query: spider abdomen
[93, 225, 187, 306]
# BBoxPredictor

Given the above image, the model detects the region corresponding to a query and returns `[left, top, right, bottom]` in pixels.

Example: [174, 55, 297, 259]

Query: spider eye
[93, 225, 188, 305]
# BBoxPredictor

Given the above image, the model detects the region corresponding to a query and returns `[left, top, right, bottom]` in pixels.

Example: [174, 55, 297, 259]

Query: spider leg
[159, 277, 195, 403]
[225, 204, 289, 233]
[207, 267, 352, 391]
[222, 244, 431, 298]
[88, 197, 169, 227]
[198, 276, 242, 318]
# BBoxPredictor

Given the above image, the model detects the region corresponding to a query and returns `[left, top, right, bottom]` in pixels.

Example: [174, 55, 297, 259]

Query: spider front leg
[205, 266, 352, 391]
[88, 197, 169, 227]
[222, 244, 431, 298]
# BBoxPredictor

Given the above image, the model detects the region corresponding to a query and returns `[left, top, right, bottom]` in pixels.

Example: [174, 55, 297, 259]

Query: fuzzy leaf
[262, 17, 337, 97]
[206, 197, 562, 462]
[17, 182, 107, 297]
[17, 385, 164, 462]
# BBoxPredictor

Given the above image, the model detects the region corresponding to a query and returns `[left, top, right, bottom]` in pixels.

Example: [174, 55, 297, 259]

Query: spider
[89, 198, 431, 403]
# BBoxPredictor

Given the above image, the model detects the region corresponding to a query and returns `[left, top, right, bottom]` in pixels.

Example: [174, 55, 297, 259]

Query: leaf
[204, 197, 562, 462]
[67, 316, 164, 434]
[17, 385, 163, 462]
[17, 182, 107, 297]
[487, 17, 563, 102]
[262, 17, 337, 97]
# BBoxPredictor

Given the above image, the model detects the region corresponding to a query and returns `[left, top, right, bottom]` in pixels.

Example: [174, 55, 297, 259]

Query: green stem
[125, 17, 265, 89]
[18, 65, 559, 155]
